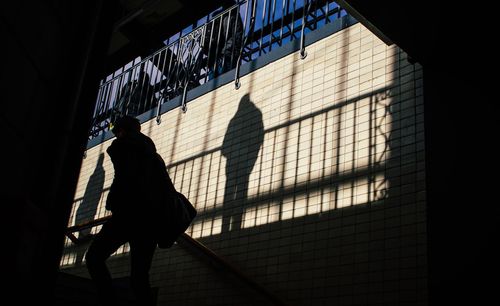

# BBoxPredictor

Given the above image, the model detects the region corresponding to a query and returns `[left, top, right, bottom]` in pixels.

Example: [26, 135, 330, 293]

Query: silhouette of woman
[85, 116, 161, 305]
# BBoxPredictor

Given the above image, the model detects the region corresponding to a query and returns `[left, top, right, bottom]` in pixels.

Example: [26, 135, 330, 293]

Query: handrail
[65, 216, 288, 305]
[177, 233, 287, 306]
[65, 215, 111, 244]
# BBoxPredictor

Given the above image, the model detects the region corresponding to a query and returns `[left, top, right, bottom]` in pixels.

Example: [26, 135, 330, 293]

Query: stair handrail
[66, 216, 288, 306]
[176, 233, 287, 306]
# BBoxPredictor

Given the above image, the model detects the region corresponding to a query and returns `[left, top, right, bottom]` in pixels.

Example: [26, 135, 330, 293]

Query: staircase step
[55, 272, 145, 305]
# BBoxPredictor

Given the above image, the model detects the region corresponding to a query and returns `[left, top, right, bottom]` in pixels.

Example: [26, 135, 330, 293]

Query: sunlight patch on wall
[60, 252, 78, 267]
[167, 90, 392, 235]
[190, 215, 223, 239]
[243, 203, 281, 228]
[63, 89, 393, 268]
[59, 243, 129, 267]
[254, 174, 388, 225]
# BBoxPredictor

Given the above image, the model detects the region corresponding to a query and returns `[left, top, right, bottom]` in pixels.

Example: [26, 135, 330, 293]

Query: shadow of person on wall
[74, 153, 105, 264]
[221, 94, 264, 233]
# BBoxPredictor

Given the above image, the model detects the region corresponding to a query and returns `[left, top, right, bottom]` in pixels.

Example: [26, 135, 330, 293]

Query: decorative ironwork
[89, 0, 348, 139]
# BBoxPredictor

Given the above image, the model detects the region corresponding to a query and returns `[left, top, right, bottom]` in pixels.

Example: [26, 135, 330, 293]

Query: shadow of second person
[221, 93, 264, 233]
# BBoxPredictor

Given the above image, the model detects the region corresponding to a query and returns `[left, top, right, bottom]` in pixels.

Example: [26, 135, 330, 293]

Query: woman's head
[111, 116, 141, 137]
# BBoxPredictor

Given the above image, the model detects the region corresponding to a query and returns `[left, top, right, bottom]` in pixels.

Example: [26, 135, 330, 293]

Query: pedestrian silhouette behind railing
[113, 71, 158, 122]
[201, 5, 244, 79]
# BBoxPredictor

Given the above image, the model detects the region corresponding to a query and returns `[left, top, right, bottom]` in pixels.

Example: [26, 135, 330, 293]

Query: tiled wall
[61, 23, 426, 305]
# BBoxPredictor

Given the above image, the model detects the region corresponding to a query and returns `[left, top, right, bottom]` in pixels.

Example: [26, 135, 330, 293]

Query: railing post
[235, 0, 256, 89]
[300, 0, 312, 59]
[181, 84, 188, 113]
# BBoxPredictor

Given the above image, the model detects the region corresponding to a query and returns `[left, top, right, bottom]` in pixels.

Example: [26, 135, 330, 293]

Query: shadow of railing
[61, 83, 393, 266]
[165, 85, 392, 238]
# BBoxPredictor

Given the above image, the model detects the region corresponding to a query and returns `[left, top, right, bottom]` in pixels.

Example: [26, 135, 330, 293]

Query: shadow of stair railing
[65, 216, 288, 306]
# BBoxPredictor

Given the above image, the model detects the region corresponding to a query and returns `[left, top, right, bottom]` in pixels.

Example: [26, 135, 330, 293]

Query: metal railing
[89, 0, 348, 139]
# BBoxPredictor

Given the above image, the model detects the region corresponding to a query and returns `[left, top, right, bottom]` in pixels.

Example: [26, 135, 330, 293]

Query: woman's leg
[85, 219, 128, 304]
[129, 235, 157, 305]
